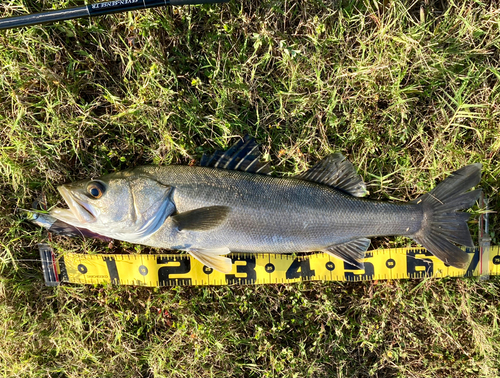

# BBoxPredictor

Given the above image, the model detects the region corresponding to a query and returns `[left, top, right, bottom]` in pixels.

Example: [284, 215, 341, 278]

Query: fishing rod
[0, 0, 228, 30]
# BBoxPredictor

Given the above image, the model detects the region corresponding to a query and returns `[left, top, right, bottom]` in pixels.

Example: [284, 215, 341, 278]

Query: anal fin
[323, 238, 370, 269]
[188, 247, 233, 273]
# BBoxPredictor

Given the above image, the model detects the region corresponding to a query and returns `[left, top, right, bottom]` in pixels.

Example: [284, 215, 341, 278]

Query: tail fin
[412, 164, 482, 269]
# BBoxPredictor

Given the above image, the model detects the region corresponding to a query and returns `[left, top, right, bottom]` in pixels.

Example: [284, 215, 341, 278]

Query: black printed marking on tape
[386, 259, 396, 269]
[265, 263, 275, 273]
[157, 256, 192, 285]
[345, 262, 374, 281]
[103, 257, 120, 284]
[286, 258, 315, 280]
[406, 249, 433, 278]
[58, 256, 69, 282]
[465, 247, 480, 277]
[226, 255, 257, 284]
[78, 264, 88, 274]
[139, 265, 148, 276]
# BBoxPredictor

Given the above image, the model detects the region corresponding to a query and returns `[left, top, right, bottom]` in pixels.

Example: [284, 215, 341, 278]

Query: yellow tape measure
[39, 245, 499, 287]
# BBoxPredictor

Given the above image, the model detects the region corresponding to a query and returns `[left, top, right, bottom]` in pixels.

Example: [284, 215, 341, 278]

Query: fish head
[50, 170, 174, 239]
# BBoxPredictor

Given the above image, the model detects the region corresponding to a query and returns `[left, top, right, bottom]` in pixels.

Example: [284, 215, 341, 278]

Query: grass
[0, 0, 499, 376]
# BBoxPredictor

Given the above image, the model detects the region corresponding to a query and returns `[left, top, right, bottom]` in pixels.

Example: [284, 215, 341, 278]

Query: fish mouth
[50, 186, 97, 226]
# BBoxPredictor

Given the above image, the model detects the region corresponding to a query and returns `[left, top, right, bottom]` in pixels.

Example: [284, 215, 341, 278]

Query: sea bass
[50, 137, 482, 273]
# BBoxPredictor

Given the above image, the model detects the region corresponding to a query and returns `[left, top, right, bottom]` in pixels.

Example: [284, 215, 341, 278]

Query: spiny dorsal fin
[296, 153, 367, 197]
[200, 135, 271, 174]
[172, 206, 230, 231]
[323, 238, 370, 269]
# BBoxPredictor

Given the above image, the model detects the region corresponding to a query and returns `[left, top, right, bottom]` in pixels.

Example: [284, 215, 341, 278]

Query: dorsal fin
[296, 153, 367, 197]
[200, 136, 271, 174]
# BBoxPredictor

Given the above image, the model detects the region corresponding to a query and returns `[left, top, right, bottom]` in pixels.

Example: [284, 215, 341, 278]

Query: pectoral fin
[188, 247, 233, 273]
[172, 206, 230, 231]
[323, 238, 370, 269]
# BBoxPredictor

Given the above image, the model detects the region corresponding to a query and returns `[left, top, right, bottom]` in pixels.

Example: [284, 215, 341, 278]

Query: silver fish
[50, 137, 482, 273]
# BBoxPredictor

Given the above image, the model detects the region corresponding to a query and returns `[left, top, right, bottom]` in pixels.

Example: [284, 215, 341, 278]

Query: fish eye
[87, 181, 105, 199]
